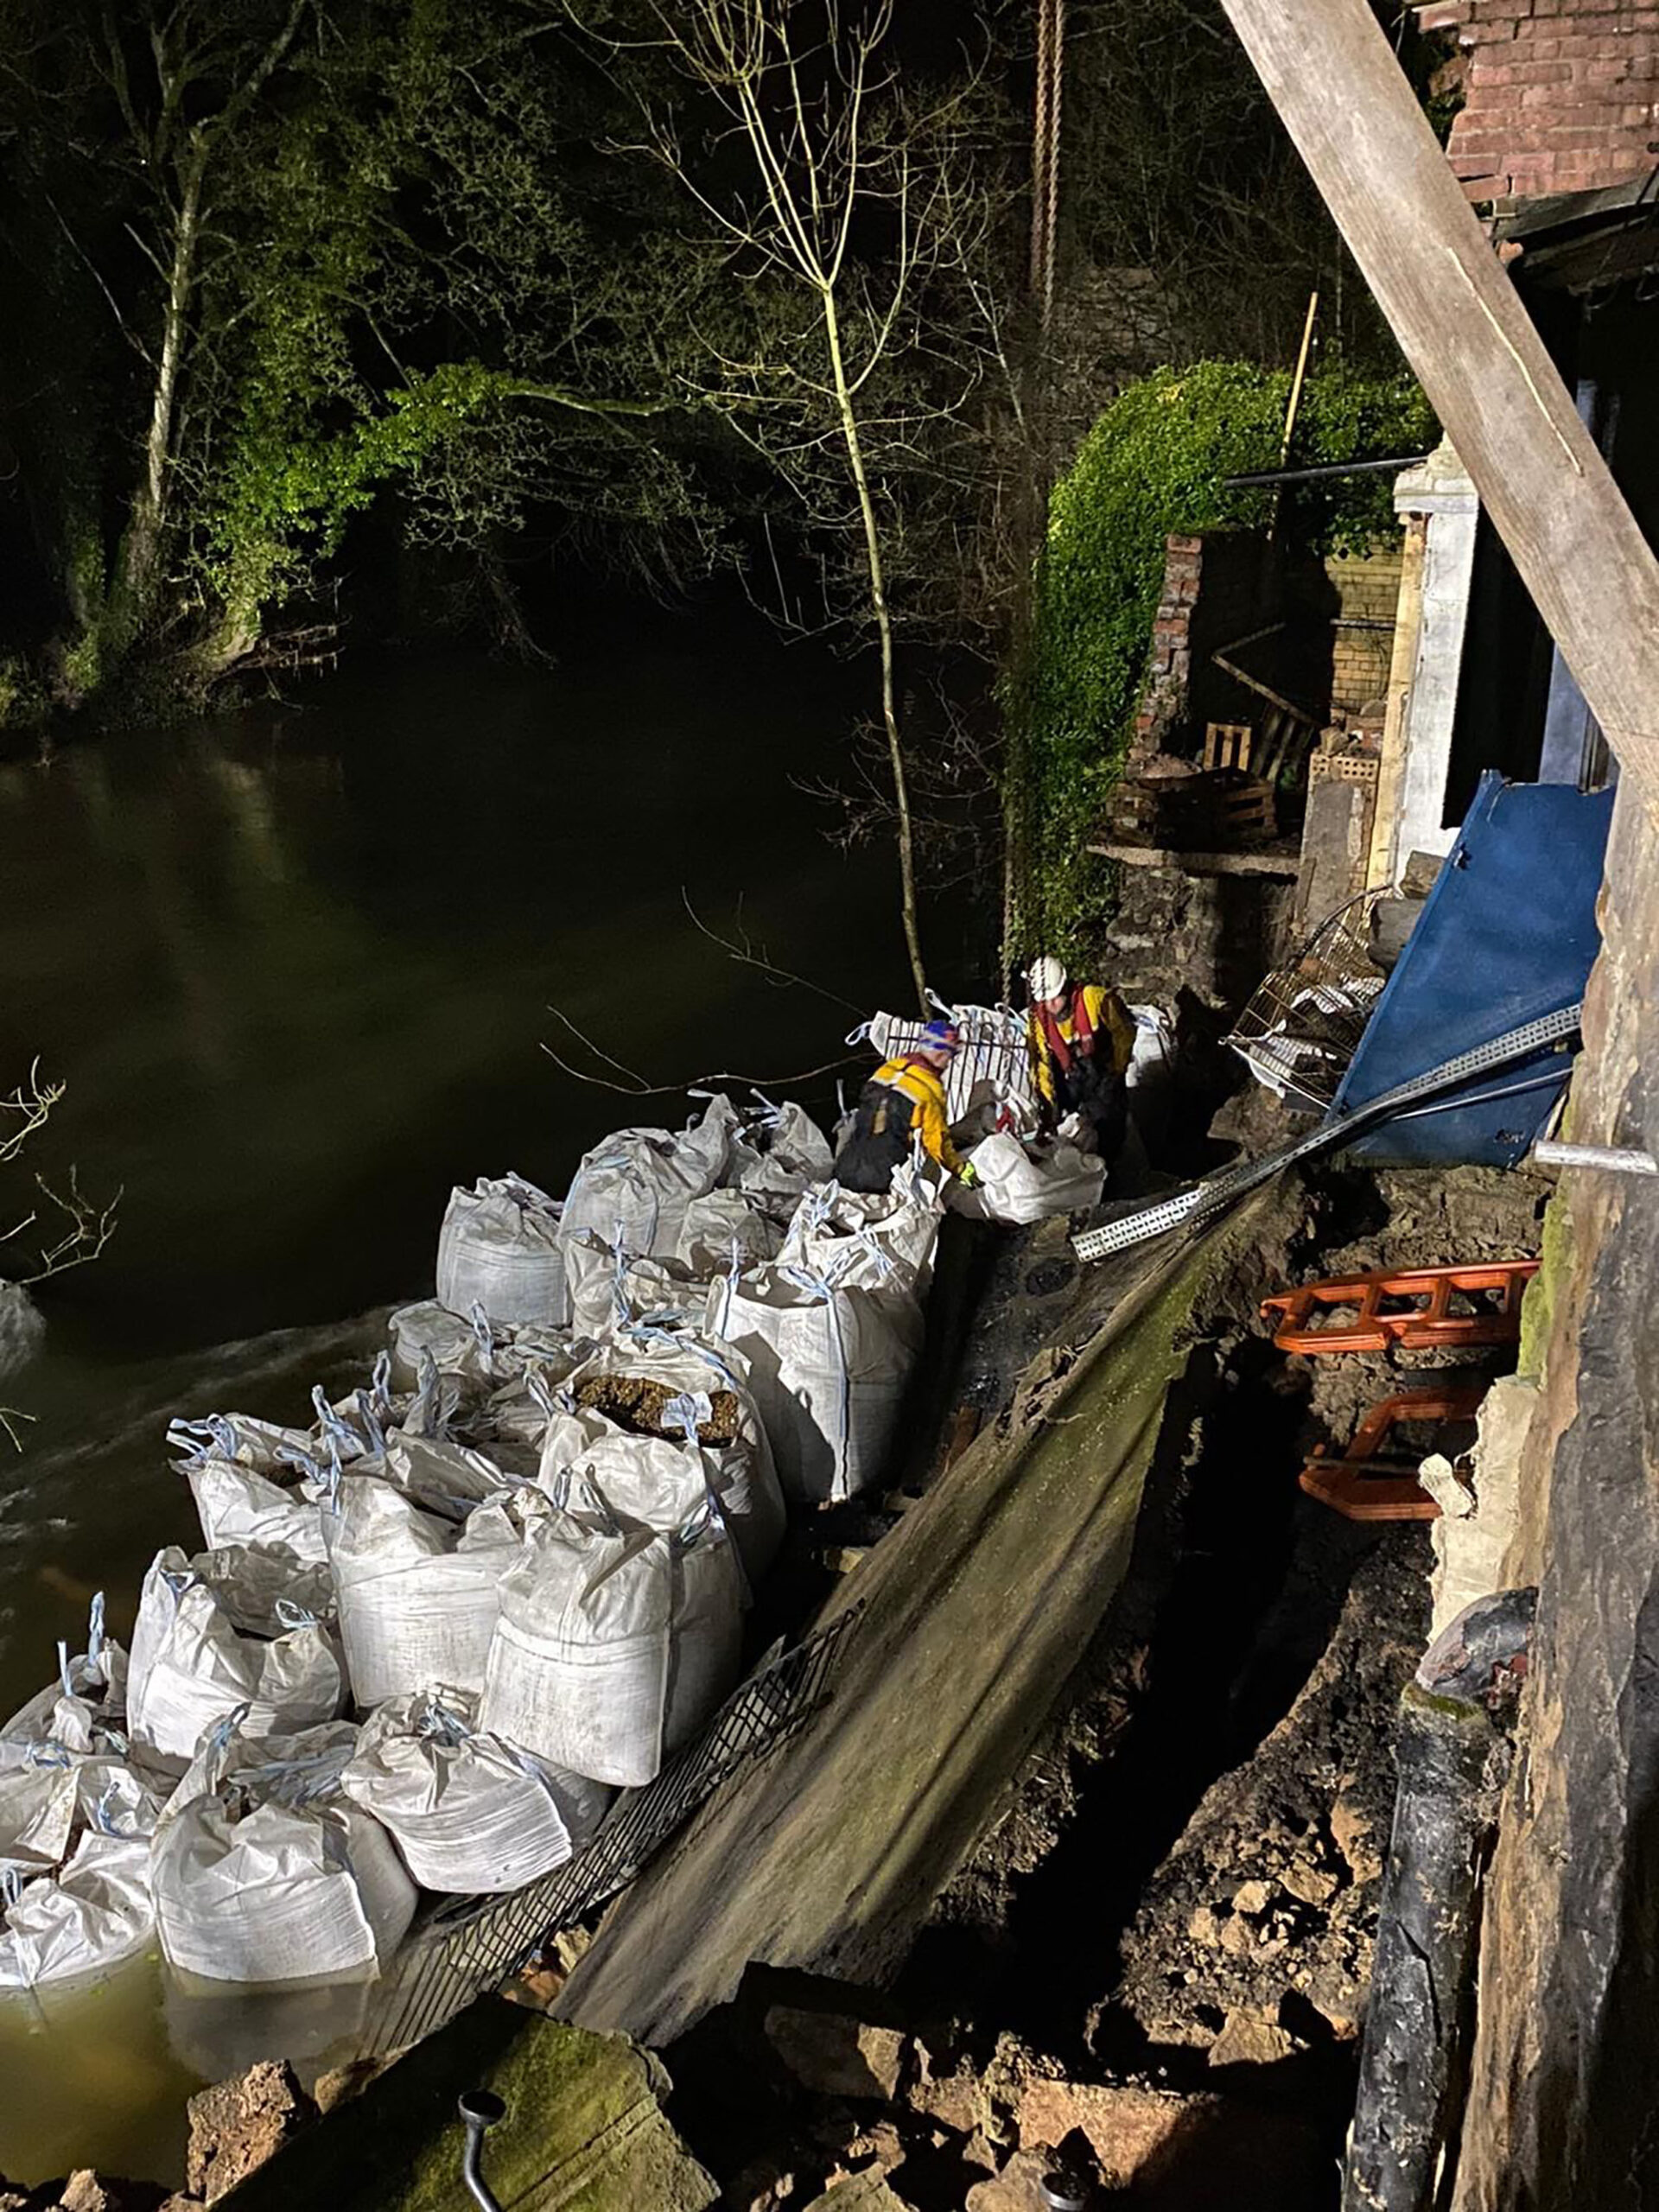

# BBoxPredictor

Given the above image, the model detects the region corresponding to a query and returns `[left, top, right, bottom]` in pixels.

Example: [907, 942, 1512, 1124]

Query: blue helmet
[918, 1020, 961, 1052]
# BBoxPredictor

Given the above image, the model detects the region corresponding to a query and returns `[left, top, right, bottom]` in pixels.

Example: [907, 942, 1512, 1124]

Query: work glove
[957, 1161, 981, 1191]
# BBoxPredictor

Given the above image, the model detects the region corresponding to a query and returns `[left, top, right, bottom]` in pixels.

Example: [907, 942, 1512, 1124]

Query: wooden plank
[1215, 0, 1659, 817]
[1088, 842, 1300, 879]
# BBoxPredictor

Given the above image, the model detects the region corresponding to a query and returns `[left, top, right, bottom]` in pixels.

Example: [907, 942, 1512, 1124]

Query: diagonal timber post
[1215, 0, 1659, 818]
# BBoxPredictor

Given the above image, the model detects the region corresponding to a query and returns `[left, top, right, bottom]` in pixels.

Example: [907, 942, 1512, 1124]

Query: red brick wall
[1131, 533, 1203, 760]
[1413, 0, 1659, 206]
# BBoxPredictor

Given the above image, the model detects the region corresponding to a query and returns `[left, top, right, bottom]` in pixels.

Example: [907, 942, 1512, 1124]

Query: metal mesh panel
[1227, 888, 1399, 1111]
[868, 1004, 1031, 1121]
[358, 1608, 861, 2056]
[1072, 1002, 1583, 1265]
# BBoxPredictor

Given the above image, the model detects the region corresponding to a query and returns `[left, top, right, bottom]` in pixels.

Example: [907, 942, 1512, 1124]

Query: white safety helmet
[1027, 955, 1068, 1003]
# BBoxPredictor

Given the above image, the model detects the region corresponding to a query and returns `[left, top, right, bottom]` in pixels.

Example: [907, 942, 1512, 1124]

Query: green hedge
[1010, 360, 1438, 966]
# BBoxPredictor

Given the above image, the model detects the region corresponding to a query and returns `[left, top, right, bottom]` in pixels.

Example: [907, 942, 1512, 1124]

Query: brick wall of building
[1414, 0, 1659, 207]
[1131, 533, 1204, 760]
[1130, 532, 1405, 751]
[1321, 547, 1403, 715]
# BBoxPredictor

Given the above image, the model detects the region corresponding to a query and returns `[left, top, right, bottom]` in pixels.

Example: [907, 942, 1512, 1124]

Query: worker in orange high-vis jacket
[833, 1021, 981, 1196]
[1025, 955, 1136, 1161]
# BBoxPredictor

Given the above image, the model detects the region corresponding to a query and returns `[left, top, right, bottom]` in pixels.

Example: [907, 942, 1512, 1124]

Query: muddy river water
[0, 618, 975, 2183]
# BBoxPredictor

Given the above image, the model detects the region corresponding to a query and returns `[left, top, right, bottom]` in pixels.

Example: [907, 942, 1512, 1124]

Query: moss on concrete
[215, 1998, 716, 2212]
[1517, 1182, 1575, 1382]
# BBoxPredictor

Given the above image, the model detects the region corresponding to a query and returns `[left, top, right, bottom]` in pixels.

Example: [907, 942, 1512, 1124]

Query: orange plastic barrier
[1262, 1261, 1538, 1356]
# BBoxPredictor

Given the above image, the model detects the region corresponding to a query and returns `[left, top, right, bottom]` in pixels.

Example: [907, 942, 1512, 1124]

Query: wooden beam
[1216, 0, 1659, 816]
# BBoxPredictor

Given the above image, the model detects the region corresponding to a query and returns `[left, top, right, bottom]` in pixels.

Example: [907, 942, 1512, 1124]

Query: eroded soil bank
[647, 1161, 1549, 2210]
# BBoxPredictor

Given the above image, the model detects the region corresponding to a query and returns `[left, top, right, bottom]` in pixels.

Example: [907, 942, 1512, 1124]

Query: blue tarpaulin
[1327, 773, 1613, 1166]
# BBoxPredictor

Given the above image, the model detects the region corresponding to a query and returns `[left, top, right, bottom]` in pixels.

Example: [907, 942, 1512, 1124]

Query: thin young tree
[628, 0, 990, 1013]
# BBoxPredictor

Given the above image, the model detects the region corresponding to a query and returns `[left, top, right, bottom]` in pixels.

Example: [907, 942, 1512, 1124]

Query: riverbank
[0, 1133, 1548, 2209]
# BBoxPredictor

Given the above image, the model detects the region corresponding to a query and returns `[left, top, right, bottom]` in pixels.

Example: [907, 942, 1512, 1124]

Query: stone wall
[1413, 0, 1659, 207]
[1449, 776, 1659, 2209]
[1103, 861, 1296, 1015]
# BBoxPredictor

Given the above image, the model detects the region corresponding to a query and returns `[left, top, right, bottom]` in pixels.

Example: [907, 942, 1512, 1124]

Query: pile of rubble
[652, 1970, 1334, 2210]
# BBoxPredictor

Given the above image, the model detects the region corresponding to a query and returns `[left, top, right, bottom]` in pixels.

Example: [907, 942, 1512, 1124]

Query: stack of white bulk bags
[126, 1547, 345, 1764]
[152, 1719, 415, 1983]
[322, 1481, 524, 1709]
[480, 1494, 742, 1788]
[436, 1173, 569, 1329]
[340, 1688, 610, 1894]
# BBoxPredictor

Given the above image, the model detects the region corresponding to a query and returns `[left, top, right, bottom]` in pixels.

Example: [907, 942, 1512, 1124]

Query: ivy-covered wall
[1009, 360, 1439, 967]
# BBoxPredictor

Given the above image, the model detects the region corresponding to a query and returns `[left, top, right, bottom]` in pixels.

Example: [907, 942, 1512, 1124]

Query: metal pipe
[458, 2090, 507, 2212]
[1222, 451, 1433, 489]
[1343, 1590, 1536, 2212]
[1533, 1139, 1659, 1176]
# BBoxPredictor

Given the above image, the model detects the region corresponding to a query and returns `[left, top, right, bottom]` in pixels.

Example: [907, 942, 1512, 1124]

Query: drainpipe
[1341, 1588, 1535, 2212]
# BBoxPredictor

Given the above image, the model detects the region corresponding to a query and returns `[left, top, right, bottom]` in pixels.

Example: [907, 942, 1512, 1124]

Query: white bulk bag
[480, 1502, 742, 1788]
[488, 1322, 592, 1388]
[730, 1100, 836, 1216]
[959, 1132, 1105, 1225]
[674, 1188, 781, 1277]
[182, 1456, 327, 1566]
[126, 1547, 345, 1764]
[777, 1174, 944, 1296]
[340, 1690, 610, 1894]
[539, 1413, 761, 1590]
[563, 1233, 701, 1341]
[0, 1756, 79, 1874]
[0, 1834, 155, 1991]
[436, 1173, 569, 1329]
[708, 1265, 923, 1503]
[153, 1723, 415, 1984]
[166, 1410, 316, 1478]
[556, 1331, 785, 1580]
[0, 1750, 168, 1878]
[323, 1482, 519, 1709]
[474, 1358, 572, 1454]
[2, 1592, 129, 1748]
[387, 1299, 499, 1392]
[1127, 1004, 1176, 1090]
[559, 1096, 738, 1262]
[382, 1428, 512, 1515]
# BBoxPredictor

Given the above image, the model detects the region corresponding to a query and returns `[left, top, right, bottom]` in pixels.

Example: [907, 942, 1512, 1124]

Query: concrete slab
[557, 1220, 1249, 2047]
[213, 1999, 717, 2211]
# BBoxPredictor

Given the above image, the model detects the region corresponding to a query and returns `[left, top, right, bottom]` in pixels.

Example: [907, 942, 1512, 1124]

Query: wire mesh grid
[1226, 887, 1399, 1111]
[358, 1606, 861, 2056]
[870, 1005, 1032, 1120]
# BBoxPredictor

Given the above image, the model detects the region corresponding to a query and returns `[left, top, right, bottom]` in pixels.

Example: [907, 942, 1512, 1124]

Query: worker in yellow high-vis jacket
[1025, 955, 1135, 1160]
[833, 1021, 981, 1195]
